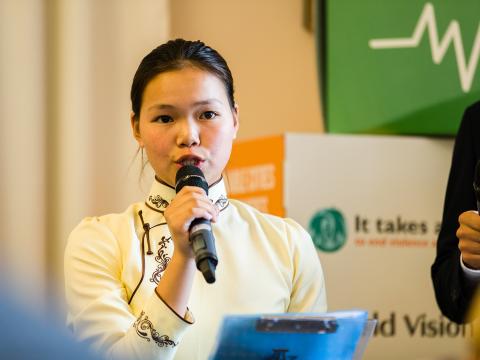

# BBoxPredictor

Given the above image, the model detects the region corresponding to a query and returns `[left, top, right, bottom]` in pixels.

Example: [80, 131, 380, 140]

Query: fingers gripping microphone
[175, 165, 218, 283]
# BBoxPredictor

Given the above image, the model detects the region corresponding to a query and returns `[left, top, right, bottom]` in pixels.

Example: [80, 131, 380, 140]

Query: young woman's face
[132, 66, 239, 187]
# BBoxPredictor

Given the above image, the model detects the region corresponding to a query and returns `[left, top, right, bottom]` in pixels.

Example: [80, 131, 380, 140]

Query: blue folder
[210, 310, 375, 360]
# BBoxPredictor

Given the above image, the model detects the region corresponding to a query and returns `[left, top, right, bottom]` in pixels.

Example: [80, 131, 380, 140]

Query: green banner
[317, 0, 480, 135]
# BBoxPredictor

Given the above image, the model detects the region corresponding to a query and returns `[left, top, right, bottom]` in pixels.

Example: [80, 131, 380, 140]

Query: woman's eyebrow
[146, 99, 223, 112]
[193, 99, 223, 106]
[146, 103, 175, 111]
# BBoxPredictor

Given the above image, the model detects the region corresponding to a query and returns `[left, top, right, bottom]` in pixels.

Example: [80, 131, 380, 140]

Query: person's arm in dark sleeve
[431, 102, 480, 324]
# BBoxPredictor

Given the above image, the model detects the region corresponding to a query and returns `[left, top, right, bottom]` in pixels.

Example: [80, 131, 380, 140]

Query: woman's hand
[157, 186, 219, 315]
[164, 186, 219, 259]
[458, 210, 480, 269]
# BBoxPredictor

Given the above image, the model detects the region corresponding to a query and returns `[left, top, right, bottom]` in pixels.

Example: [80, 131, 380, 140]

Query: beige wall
[0, 0, 47, 306]
[170, 0, 325, 140]
[0, 0, 169, 310]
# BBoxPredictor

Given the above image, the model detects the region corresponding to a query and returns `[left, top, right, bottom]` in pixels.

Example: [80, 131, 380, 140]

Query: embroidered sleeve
[133, 311, 177, 348]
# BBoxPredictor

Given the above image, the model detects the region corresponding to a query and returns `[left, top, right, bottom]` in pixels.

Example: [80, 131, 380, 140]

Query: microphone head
[175, 165, 208, 194]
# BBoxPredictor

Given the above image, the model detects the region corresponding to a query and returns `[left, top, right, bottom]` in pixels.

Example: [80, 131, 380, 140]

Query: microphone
[175, 165, 218, 283]
[474, 160, 480, 213]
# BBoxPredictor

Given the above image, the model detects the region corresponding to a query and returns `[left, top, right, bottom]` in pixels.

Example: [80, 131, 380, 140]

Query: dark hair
[130, 39, 235, 119]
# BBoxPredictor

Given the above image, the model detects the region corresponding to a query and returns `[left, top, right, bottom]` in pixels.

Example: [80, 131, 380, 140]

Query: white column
[0, 0, 47, 308]
[49, 0, 169, 306]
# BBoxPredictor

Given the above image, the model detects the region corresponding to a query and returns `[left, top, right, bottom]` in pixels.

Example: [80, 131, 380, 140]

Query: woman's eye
[155, 115, 173, 123]
[200, 111, 217, 120]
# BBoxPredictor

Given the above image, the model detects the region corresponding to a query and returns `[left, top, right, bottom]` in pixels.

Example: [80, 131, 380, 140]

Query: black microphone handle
[474, 160, 480, 213]
[189, 218, 218, 284]
[175, 165, 218, 283]
[473, 188, 480, 213]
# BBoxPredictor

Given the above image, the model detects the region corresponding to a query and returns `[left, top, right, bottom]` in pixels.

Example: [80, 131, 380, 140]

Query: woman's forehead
[142, 67, 229, 108]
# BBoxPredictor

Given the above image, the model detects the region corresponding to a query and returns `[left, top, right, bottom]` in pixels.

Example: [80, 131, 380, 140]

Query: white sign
[283, 134, 466, 359]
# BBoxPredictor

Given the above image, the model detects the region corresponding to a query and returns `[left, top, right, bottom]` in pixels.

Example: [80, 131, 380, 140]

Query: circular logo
[309, 208, 347, 252]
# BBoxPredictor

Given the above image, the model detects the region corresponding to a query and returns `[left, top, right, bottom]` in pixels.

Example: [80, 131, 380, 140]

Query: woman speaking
[64, 39, 327, 359]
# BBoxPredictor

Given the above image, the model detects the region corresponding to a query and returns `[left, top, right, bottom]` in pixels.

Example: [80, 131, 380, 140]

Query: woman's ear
[232, 104, 240, 139]
[130, 112, 143, 147]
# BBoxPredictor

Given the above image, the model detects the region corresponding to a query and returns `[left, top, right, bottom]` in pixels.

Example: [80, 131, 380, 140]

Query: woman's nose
[176, 118, 200, 147]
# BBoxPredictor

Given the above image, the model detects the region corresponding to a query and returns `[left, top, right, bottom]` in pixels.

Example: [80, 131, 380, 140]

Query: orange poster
[225, 135, 284, 217]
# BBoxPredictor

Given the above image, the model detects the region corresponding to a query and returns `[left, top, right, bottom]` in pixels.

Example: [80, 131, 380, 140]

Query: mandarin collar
[145, 177, 229, 213]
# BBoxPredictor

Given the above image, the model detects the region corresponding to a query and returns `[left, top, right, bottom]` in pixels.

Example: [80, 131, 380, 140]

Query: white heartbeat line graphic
[369, 2, 480, 93]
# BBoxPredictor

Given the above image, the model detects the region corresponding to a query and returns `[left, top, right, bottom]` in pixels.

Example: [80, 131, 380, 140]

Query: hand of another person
[164, 186, 219, 259]
[457, 210, 480, 269]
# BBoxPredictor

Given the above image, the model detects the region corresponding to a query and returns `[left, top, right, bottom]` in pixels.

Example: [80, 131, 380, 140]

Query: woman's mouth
[176, 156, 204, 167]
[181, 159, 200, 166]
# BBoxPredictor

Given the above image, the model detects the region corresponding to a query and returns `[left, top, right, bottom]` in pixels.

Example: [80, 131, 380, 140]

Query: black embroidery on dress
[150, 235, 172, 284]
[133, 311, 177, 348]
[215, 194, 229, 210]
[128, 212, 168, 305]
[148, 195, 169, 209]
